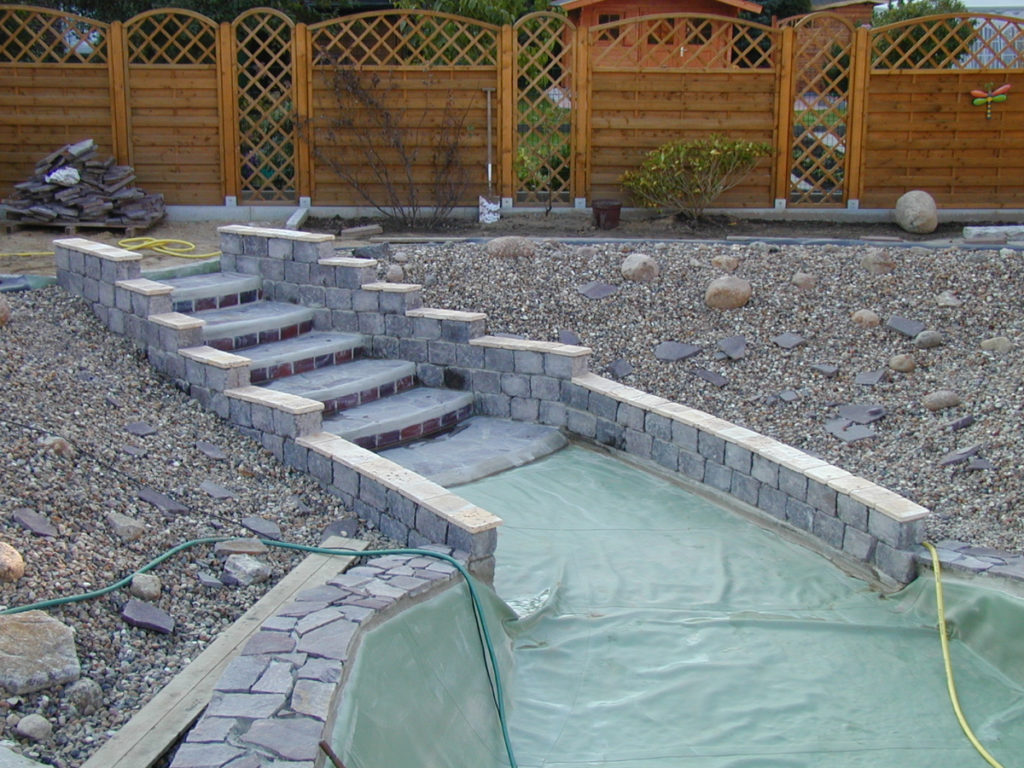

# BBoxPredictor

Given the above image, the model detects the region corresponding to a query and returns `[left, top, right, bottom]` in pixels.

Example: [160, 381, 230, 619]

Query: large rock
[14, 713, 52, 742]
[65, 677, 104, 715]
[705, 276, 751, 309]
[0, 541, 25, 582]
[485, 236, 535, 259]
[860, 248, 896, 275]
[851, 309, 880, 328]
[222, 554, 271, 586]
[0, 611, 81, 694]
[923, 390, 961, 412]
[130, 573, 162, 602]
[894, 190, 938, 234]
[620, 253, 659, 282]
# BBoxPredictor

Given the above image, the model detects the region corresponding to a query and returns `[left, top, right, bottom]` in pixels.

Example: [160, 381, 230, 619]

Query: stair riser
[173, 288, 262, 314]
[207, 320, 313, 352]
[353, 403, 473, 451]
[321, 374, 415, 416]
[249, 347, 366, 384]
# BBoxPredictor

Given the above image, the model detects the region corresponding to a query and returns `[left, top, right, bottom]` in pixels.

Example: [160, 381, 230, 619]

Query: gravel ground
[389, 237, 1023, 553]
[0, 288, 397, 767]
[0, 235, 1021, 765]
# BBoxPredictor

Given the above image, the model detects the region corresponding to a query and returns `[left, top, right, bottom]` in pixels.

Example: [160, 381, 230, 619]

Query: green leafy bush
[620, 135, 772, 223]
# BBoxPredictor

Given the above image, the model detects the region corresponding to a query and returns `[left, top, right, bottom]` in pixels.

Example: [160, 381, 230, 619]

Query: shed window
[597, 13, 621, 41]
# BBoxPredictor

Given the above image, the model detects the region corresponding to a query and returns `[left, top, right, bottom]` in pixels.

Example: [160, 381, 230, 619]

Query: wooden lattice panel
[126, 10, 217, 65]
[789, 15, 854, 206]
[233, 9, 296, 203]
[309, 11, 498, 68]
[514, 13, 574, 205]
[0, 6, 107, 64]
[873, 13, 1024, 71]
[591, 15, 775, 71]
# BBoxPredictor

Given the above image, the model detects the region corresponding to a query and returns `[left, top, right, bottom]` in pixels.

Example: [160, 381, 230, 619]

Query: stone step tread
[163, 271, 262, 302]
[322, 387, 474, 442]
[261, 358, 415, 401]
[195, 301, 313, 340]
[380, 416, 567, 488]
[240, 331, 365, 367]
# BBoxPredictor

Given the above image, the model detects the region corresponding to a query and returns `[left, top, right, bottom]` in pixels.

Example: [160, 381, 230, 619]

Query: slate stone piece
[197, 571, 223, 588]
[771, 332, 806, 349]
[11, 508, 58, 537]
[606, 359, 634, 378]
[242, 717, 323, 761]
[810, 363, 839, 378]
[200, 480, 235, 500]
[121, 599, 175, 634]
[945, 415, 975, 431]
[837, 404, 887, 424]
[138, 487, 189, 515]
[967, 457, 995, 471]
[825, 418, 876, 443]
[557, 329, 581, 345]
[320, 519, 359, 543]
[122, 445, 147, 457]
[196, 441, 227, 460]
[654, 341, 702, 361]
[576, 281, 619, 300]
[242, 516, 282, 540]
[124, 421, 158, 437]
[352, 243, 390, 260]
[886, 315, 926, 338]
[854, 369, 887, 386]
[937, 443, 982, 466]
[717, 335, 747, 360]
[690, 368, 728, 387]
[779, 389, 800, 402]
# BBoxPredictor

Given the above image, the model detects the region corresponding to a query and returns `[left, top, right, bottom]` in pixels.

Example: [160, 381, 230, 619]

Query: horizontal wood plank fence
[1, 5, 1023, 211]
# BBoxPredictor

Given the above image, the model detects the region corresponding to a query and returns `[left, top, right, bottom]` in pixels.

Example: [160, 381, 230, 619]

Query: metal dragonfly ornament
[970, 83, 1011, 119]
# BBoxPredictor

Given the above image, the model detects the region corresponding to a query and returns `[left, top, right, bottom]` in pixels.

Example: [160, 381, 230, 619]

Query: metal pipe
[483, 87, 496, 195]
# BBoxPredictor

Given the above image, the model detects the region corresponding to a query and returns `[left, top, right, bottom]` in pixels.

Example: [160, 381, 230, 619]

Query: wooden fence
[1, 5, 1023, 211]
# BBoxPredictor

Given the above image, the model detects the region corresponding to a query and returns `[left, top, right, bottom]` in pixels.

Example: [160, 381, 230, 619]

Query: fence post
[107, 21, 132, 166]
[573, 26, 590, 206]
[499, 23, 515, 206]
[772, 25, 795, 207]
[844, 26, 870, 208]
[294, 22, 314, 202]
[217, 21, 240, 201]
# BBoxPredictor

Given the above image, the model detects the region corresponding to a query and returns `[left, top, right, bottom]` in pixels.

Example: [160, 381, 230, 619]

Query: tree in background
[871, 0, 974, 68]
[393, 0, 553, 26]
[741, 0, 812, 26]
[24, 0, 365, 23]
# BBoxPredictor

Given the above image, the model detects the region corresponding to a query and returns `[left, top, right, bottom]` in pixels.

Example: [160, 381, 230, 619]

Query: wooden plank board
[79, 537, 369, 768]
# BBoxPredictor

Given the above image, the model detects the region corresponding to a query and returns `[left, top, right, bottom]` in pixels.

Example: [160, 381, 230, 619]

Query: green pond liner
[331, 446, 1024, 768]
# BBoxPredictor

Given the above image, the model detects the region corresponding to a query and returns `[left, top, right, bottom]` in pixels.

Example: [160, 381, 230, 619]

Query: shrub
[620, 135, 772, 224]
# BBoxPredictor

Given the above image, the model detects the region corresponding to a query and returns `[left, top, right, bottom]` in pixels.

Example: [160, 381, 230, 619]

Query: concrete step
[195, 301, 314, 352]
[380, 416, 567, 487]
[164, 271, 263, 313]
[321, 387, 474, 451]
[261, 358, 416, 415]
[240, 331, 366, 384]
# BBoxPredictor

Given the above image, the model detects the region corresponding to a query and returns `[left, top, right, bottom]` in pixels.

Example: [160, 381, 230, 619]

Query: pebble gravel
[391, 238, 1023, 554]
[0, 288, 397, 767]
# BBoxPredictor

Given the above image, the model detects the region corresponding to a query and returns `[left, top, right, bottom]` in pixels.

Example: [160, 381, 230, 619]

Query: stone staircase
[159, 269, 475, 452]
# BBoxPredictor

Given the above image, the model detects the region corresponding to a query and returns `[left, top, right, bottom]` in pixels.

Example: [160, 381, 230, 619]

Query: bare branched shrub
[304, 67, 471, 229]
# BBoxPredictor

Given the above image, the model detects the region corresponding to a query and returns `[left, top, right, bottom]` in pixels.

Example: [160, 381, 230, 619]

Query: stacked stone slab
[53, 225, 929, 584]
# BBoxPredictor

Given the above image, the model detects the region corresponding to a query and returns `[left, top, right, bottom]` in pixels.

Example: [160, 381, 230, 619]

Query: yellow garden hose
[1, 237, 219, 260]
[923, 541, 1007, 768]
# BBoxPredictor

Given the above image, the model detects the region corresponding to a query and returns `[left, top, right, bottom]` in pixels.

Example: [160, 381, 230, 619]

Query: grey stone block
[651, 439, 679, 471]
[310, 263, 336, 288]
[300, 284, 326, 307]
[411, 316, 441, 340]
[332, 310, 359, 332]
[514, 350, 544, 374]
[842, 526, 876, 561]
[358, 313, 385, 335]
[812, 510, 845, 550]
[308, 451, 333, 485]
[294, 240, 332, 263]
[837, 495, 868, 530]
[624, 429, 653, 459]
[218, 252, 237, 271]
[730, 472, 760, 506]
[477, 392, 510, 417]
[617, 403, 645, 431]
[399, 338, 429, 363]
[539, 401, 567, 427]
[259, 258, 285, 281]
[313, 307, 332, 331]
[260, 432, 284, 461]
[283, 439, 309, 471]
[372, 335, 399, 359]
[415, 506, 449, 545]
[99, 280, 115, 308]
[285, 261, 311, 284]
[561, 381, 589, 410]
[724, 443, 752, 474]
[671, 421, 698, 451]
[510, 397, 539, 422]
[697, 431, 725, 463]
[456, 344, 485, 368]
[472, 369, 502, 394]
[678, 449, 705, 482]
[868, 510, 923, 549]
[484, 347, 515, 372]
[241, 235, 269, 257]
[380, 514, 410, 545]
[589, 392, 617, 421]
[386, 313, 413, 338]
[778, 467, 808, 501]
[785, 498, 815, 531]
[235, 254, 259, 275]
[704, 461, 732, 492]
[807, 480, 837, 515]
[326, 288, 353, 310]
[567, 409, 597, 438]
[428, 341, 458, 366]
[531, 375, 560, 401]
[353, 291, 379, 312]
[501, 373, 531, 398]
[443, 366, 470, 390]
[645, 413, 672, 441]
[874, 542, 918, 583]
[333, 464, 360, 498]
[757, 484, 787, 519]
[417, 363, 444, 387]
[447, 525, 497, 558]
[595, 418, 624, 448]
[229, 397, 253, 428]
[359, 478, 388, 510]
[545, 351, 587, 379]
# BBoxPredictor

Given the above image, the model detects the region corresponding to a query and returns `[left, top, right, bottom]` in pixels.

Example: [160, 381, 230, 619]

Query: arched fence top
[0, 4, 109, 63]
[309, 10, 500, 68]
[123, 8, 218, 65]
[870, 11, 1024, 71]
[513, 10, 576, 32]
[785, 11, 856, 34]
[587, 13, 779, 71]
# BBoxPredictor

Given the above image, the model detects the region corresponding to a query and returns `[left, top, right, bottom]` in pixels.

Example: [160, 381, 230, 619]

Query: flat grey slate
[690, 368, 728, 387]
[164, 272, 262, 302]
[0, 746, 50, 768]
[261, 358, 414, 401]
[321, 388, 473, 441]
[558, 329, 581, 345]
[138, 487, 189, 515]
[837, 404, 887, 424]
[606, 359, 634, 378]
[886, 315, 926, 338]
[11, 508, 58, 537]
[576, 281, 619, 299]
[810, 363, 839, 378]
[196, 301, 313, 341]
[854, 369, 887, 386]
[381, 417, 568, 487]
[771, 332, 806, 349]
[195, 441, 227, 460]
[654, 341, 701, 361]
[718, 335, 747, 360]
[825, 418, 876, 443]
[240, 331, 365, 368]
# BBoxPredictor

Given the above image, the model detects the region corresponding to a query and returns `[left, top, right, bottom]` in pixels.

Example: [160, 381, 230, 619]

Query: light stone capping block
[148, 312, 205, 330]
[470, 335, 593, 357]
[360, 282, 422, 293]
[115, 278, 174, 296]
[849, 485, 929, 522]
[218, 224, 334, 243]
[54, 238, 142, 262]
[319, 256, 379, 268]
[409, 307, 488, 322]
[179, 346, 252, 369]
[225, 386, 324, 415]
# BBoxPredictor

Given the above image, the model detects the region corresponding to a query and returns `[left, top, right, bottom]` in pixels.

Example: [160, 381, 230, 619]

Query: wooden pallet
[2, 214, 164, 238]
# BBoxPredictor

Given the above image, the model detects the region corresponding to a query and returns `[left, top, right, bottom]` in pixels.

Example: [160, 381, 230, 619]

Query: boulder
[65, 677, 104, 715]
[860, 248, 896, 275]
[923, 390, 961, 412]
[14, 713, 52, 742]
[106, 511, 145, 541]
[620, 253, 659, 282]
[710, 254, 741, 272]
[130, 573, 162, 602]
[914, 330, 945, 349]
[888, 354, 916, 373]
[981, 336, 1012, 354]
[0, 611, 81, 694]
[894, 190, 938, 234]
[791, 271, 816, 291]
[484, 236, 535, 259]
[851, 309, 880, 328]
[705, 276, 752, 309]
[384, 264, 405, 283]
[222, 554, 271, 586]
[0, 541, 25, 582]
